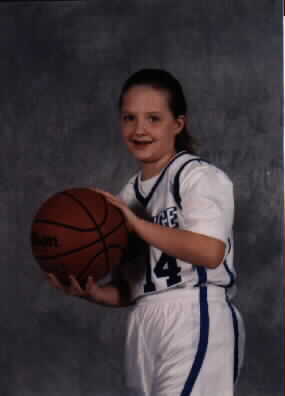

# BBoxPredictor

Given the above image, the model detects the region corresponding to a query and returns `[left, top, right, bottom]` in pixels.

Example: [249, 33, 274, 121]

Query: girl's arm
[133, 219, 225, 269]
[96, 190, 226, 270]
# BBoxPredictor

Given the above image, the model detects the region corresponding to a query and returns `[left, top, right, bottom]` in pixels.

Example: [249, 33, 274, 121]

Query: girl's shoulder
[168, 152, 233, 208]
[168, 151, 232, 188]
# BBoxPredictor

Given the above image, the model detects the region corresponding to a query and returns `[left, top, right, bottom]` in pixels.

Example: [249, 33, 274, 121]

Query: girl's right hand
[47, 273, 100, 302]
[47, 273, 131, 307]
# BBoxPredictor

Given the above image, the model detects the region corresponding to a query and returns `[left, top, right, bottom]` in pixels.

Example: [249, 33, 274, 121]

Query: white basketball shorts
[125, 286, 245, 396]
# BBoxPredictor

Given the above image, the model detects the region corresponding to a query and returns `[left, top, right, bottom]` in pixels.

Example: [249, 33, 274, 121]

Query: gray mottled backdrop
[1, 1, 283, 395]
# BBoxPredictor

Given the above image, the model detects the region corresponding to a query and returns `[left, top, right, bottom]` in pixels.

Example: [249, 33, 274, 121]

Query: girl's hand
[95, 188, 140, 233]
[47, 273, 100, 302]
[47, 273, 131, 307]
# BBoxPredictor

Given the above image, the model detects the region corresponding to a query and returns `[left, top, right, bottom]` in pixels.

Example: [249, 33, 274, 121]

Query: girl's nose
[134, 119, 146, 135]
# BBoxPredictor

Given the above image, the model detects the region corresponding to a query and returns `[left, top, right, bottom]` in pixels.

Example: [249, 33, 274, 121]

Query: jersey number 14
[144, 253, 182, 293]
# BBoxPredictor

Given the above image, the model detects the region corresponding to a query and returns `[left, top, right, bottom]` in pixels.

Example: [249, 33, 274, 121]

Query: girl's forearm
[133, 219, 226, 269]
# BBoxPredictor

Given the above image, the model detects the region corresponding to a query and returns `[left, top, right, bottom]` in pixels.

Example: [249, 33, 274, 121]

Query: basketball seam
[77, 244, 126, 282]
[99, 194, 109, 228]
[61, 191, 110, 270]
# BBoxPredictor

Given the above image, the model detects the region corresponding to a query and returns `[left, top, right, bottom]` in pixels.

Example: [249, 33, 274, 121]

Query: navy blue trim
[224, 238, 236, 288]
[134, 177, 147, 207]
[226, 298, 239, 384]
[193, 266, 207, 287]
[181, 285, 209, 395]
[224, 261, 235, 288]
[173, 158, 209, 209]
[197, 267, 207, 286]
[134, 151, 188, 208]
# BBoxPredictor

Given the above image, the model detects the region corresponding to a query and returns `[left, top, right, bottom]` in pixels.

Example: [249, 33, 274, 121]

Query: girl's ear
[174, 115, 186, 135]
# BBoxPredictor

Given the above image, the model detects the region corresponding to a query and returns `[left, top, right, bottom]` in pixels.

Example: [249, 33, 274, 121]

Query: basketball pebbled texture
[31, 188, 128, 287]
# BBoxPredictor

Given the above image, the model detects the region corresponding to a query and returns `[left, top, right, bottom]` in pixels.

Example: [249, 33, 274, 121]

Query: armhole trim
[172, 158, 209, 209]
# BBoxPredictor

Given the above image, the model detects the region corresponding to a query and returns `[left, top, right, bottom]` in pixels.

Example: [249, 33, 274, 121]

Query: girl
[48, 69, 245, 396]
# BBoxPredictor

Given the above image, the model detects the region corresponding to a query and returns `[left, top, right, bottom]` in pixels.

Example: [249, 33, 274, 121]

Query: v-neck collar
[134, 151, 188, 207]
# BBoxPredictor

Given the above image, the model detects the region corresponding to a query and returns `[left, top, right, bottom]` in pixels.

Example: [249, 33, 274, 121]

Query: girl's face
[120, 85, 184, 167]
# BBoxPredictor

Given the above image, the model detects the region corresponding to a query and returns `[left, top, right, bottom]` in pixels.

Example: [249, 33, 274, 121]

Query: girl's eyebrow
[121, 110, 162, 114]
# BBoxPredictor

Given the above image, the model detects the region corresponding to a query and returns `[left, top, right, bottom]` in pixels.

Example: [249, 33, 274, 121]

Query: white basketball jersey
[119, 151, 236, 302]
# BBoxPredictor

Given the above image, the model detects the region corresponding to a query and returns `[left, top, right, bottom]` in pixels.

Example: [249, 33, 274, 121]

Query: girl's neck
[140, 151, 177, 181]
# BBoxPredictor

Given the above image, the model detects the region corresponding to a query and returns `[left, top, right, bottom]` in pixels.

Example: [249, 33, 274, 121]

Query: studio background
[1, 1, 283, 395]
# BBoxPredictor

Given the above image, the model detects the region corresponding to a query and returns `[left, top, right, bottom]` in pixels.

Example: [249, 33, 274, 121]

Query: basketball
[30, 188, 128, 287]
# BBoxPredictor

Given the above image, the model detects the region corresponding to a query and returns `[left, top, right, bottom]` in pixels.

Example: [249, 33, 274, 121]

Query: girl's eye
[122, 114, 135, 122]
[149, 115, 160, 122]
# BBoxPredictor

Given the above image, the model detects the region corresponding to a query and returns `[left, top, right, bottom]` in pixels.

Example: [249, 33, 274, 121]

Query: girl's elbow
[206, 257, 222, 269]
[184, 237, 226, 269]
[206, 243, 226, 269]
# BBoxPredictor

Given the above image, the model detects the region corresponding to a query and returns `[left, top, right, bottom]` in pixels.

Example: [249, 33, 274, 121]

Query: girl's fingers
[86, 276, 96, 292]
[89, 187, 114, 201]
[93, 189, 126, 212]
[94, 188, 135, 232]
[69, 275, 84, 295]
[85, 276, 100, 301]
[94, 188, 109, 195]
[94, 188, 109, 198]
[95, 189, 118, 202]
[47, 273, 90, 299]
[48, 273, 65, 290]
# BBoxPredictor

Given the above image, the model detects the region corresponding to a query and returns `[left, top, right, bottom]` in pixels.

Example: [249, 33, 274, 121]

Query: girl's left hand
[94, 188, 140, 233]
